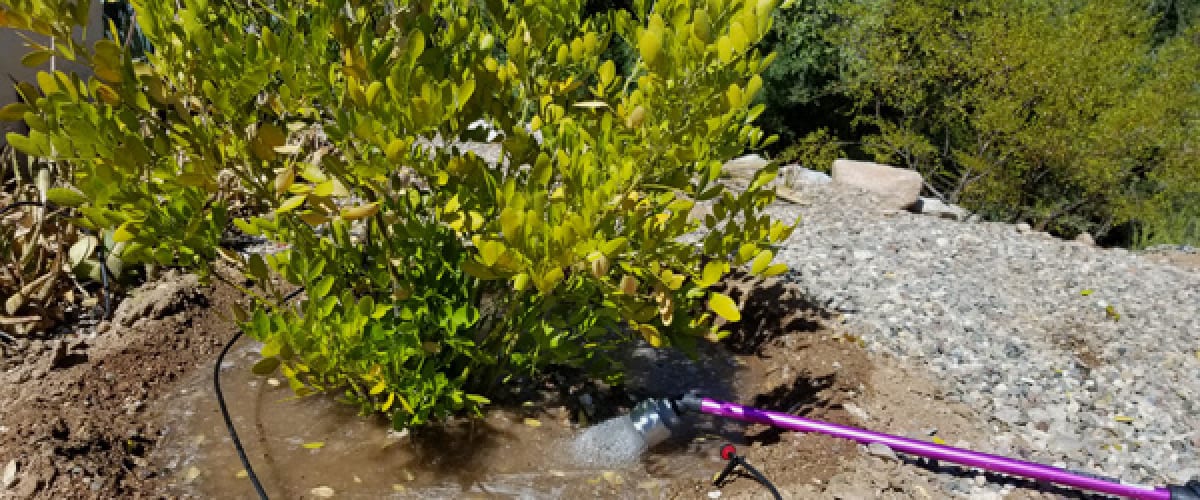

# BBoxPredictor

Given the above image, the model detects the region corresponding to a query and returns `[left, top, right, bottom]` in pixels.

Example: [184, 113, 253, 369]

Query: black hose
[213, 329, 269, 500]
[737, 459, 783, 500]
[0, 200, 47, 217]
[714, 444, 783, 500]
[214, 286, 305, 500]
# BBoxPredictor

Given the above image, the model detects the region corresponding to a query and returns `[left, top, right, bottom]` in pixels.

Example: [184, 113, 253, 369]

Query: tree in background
[822, 0, 1200, 245]
[754, 0, 853, 154]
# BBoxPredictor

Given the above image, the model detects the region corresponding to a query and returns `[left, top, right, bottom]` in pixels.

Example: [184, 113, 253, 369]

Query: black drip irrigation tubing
[214, 286, 305, 500]
[714, 444, 783, 500]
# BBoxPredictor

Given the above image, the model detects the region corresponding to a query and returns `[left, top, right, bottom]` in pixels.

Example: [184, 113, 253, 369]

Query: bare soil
[0, 270, 239, 498]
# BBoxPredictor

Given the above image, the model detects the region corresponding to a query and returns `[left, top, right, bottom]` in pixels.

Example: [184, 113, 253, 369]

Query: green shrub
[828, 0, 1200, 240]
[2, 0, 795, 427]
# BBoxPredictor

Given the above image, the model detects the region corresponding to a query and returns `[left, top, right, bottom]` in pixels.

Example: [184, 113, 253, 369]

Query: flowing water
[152, 341, 765, 499]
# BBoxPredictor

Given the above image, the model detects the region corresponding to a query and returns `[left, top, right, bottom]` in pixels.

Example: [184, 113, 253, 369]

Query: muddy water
[152, 340, 769, 499]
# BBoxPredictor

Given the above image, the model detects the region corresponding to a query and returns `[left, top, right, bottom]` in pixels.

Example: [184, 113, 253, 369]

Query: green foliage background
[755, 0, 1200, 247]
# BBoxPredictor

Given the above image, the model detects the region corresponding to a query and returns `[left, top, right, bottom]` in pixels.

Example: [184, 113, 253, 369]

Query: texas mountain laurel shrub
[2, 0, 796, 428]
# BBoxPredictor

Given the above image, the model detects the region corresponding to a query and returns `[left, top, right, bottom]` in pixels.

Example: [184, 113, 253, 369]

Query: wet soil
[147, 273, 871, 499]
[1, 266, 1116, 499]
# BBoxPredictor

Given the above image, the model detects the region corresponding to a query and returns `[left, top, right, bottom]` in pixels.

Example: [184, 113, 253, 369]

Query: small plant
[777, 127, 843, 172]
[0, 150, 109, 336]
[3, 0, 796, 428]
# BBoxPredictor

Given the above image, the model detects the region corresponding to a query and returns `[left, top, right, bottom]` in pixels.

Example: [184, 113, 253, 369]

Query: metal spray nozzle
[628, 398, 680, 449]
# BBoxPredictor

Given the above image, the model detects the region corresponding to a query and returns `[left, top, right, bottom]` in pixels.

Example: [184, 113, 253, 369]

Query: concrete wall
[1, 0, 106, 149]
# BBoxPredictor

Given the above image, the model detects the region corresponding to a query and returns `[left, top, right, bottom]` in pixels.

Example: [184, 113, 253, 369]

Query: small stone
[1074, 232, 1095, 245]
[866, 442, 898, 461]
[637, 480, 662, 490]
[1016, 222, 1031, 233]
[2, 459, 17, 489]
[707, 491, 722, 499]
[310, 486, 335, 497]
[183, 466, 201, 483]
[853, 250, 875, 261]
[843, 402, 870, 421]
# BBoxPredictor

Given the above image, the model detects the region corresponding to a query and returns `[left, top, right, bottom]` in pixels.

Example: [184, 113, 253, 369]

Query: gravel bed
[762, 183, 1200, 492]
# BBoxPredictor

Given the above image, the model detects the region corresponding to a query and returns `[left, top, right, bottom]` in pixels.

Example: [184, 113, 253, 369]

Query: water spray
[581, 393, 1200, 499]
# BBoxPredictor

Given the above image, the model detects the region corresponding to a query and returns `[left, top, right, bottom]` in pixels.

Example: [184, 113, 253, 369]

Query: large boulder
[831, 159, 924, 210]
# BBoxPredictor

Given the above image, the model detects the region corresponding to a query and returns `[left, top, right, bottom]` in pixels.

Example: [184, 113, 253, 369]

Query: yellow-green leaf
[444, 194, 461, 214]
[251, 357, 280, 375]
[479, 240, 505, 266]
[252, 124, 286, 161]
[302, 441, 325, 449]
[638, 30, 662, 66]
[763, 263, 788, 277]
[0, 103, 29, 121]
[370, 379, 387, 395]
[21, 50, 53, 68]
[46, 187, 87, 207]
[462, 259, 499, 279]
[340, 203, 379, 220]
[512, 273, 530, 291]
[598, 60, 616, 88]
[699, 260, 725, 287]
[638, 323, 664, 347]
[717, 35, 734, 62]
[750, 249, 773, 275]
[112, 222, 136, 243]
[708, 292, 741, 322]
[277, 194, 307, 213]
[275, 167, 295, 194]
[311, 181, 334, 197]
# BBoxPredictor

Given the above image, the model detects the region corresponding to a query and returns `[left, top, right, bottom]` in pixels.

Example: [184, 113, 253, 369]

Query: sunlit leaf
[252, 357, 281, 375]
[708, 292, 741, 322]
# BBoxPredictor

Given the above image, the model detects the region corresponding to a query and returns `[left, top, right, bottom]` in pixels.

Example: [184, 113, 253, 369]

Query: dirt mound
[0, 272, 238, 498]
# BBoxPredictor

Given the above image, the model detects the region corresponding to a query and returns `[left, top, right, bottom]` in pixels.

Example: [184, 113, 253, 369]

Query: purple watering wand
[626, 394, 1200, 499]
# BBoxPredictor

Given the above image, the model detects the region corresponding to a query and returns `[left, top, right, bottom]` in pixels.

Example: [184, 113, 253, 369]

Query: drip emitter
[607, 394, 1200, 499]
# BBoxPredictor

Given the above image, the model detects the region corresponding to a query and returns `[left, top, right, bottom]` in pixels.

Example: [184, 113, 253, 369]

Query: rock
[1016, 223, 1032, 233]
[831, 159, 923, 210]
[866, 442, 899, 461]
[914, 197, 970, 221]
[778, 164, 832, 186]
[843, 402, 870, 422]
[1074, 232, 1095, 246]
[2, 459, 17, 489]
[723, 154, 770, 177]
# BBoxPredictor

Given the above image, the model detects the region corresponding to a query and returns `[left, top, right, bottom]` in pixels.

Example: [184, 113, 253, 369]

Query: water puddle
[152, 340, 771, 499]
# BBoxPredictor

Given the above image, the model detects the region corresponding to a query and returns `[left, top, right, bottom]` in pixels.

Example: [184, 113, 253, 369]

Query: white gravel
[762, 183, 1200, 491]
